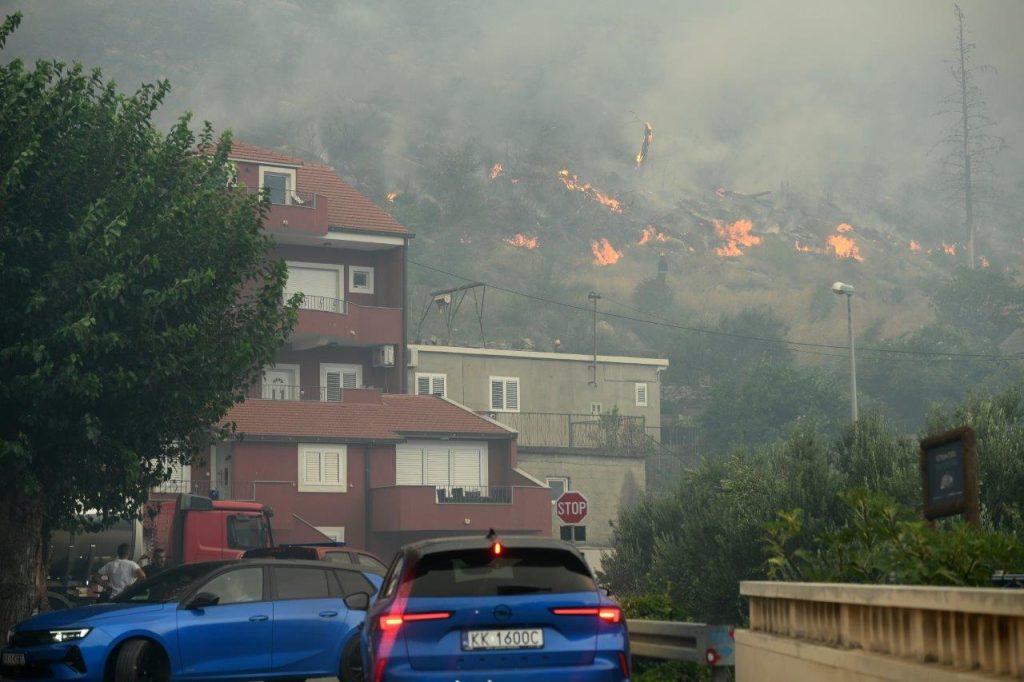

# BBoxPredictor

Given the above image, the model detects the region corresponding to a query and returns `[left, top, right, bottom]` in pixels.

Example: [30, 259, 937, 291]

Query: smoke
[2, 0, 1022, 202]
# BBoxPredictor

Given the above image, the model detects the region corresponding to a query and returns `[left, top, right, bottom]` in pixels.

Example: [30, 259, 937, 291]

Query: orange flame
[504, 233, 539, 249]
[635, 122, 653, 167]
[638, 224, 668, 245]
[794, 239, 819, 254]
[836, 223, 853, 233]
[826, 234, 864, 262]
[714, 219, 761, 257]
[942, 242, 957, 255]
[591, 238, 623, 265]
[557, 170, 624, 214]
[909, 240, 921, 252]
[489, 163, 504, 180]
[385, 191, 399, 203]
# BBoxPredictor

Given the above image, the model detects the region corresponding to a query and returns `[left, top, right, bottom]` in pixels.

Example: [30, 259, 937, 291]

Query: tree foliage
[0, 13, 294, 627]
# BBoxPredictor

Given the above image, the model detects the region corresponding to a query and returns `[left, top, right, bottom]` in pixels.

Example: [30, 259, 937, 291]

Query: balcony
[291, 296, 402, 349]
[370, 485, 551, 534]
[246, 187, 329, 236]
[481, 412, 647, 456]
[244, 383, 342, 402]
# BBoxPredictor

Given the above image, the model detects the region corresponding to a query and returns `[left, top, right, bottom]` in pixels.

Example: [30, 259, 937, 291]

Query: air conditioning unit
[407, 347, 419, 368]
[373, 344, 396, 367]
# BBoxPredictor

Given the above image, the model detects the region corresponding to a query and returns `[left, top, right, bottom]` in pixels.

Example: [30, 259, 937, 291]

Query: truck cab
[160, 494, 274, 564]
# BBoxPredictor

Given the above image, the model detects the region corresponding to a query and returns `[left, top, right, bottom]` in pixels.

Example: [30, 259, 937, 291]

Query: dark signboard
[919, 426, 978, 523]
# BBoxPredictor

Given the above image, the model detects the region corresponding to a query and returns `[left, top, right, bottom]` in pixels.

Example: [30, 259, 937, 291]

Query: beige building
[407, 344, 668, 573]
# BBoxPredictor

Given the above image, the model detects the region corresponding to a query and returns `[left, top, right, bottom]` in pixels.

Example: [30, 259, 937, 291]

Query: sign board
[555, 491, 589, 525]
[919, 426, 978, 524]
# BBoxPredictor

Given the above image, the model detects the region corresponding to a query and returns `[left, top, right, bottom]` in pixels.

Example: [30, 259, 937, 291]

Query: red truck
[46, 493, 273, 608]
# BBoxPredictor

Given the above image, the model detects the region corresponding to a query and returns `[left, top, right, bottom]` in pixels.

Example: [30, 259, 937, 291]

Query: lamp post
[832, 282, 858, 423]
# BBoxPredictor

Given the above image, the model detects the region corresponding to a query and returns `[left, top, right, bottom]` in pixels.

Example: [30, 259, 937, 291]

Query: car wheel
[114, 639, 170, 682]
[45, 591, 72, 611]
[338, 635, 364, 682]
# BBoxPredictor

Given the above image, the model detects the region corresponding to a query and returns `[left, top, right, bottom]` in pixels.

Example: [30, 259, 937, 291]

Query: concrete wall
[408, 345, 665, 428]
[516, 450, 645, 549]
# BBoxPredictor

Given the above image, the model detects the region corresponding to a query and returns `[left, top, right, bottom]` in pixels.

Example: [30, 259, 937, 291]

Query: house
[407, 344, 669, 572]
[168, 141, 550, 558]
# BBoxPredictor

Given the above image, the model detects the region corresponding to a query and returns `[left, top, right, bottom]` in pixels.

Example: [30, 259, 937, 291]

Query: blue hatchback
[363, 535, 630, 681]
[1, 559, 382, 681]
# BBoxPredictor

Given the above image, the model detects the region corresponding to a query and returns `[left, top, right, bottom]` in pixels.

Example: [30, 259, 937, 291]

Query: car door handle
[249, 615, 269, 622]
[319, 611, 338, 618]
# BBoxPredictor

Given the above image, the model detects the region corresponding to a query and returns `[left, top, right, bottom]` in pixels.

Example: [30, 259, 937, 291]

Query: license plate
[463, 628, 544, 650]
[2, 652, 26, 666]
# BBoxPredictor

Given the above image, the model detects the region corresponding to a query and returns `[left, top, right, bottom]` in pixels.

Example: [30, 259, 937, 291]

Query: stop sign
[555, 491, 589, 524]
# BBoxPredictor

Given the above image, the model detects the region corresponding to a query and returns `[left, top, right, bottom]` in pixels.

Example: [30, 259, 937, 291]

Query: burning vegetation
[909, 240, 922, 252]
[943, 242, 958, 255]
[714, 219, 761, 257]
[385, 191, 399, 203]
[635, 122, 653, 168]
[504, 233, 539, 249]
[591, 238, 623, 265]
[489, 163, 504, 180]
[557, 170, 624, 214]
[638, 224, 669, 245]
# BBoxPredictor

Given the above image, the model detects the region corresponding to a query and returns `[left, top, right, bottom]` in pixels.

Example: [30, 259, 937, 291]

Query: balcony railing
[293, 294, 348, 315]
[245, 384, 343, 402]
[152, 478, 211, 496]
[434, 485, 512, 505]
[482, 412, 647, 454]
[244, 185, 322, 209]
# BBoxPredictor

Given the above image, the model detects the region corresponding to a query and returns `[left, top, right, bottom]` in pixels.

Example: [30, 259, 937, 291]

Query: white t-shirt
[98, 558, 142, 596]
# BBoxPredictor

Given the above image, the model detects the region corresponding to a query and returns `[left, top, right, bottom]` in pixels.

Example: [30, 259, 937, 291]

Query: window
[354, 553, 388, 576]
[198, 567, 264, 605]
[315, 526, 345, 542]
[321, 363, 361, 400]
[273, 567, 331, 600]
[590, 403, 603, 415]
[407, 548, 595, 598]
[324, 551, 357, 567]
[227, 514, 269, 550]
[395, 441, 488, 488]
[258, 166, 297, 205]
[348, 266, 374, 294]
[298, 444, 347, 492]
[262, 364, 299, 400]
[415, 373, 447, 397]
[546, 477, 569, 502]
[381, 555, 405, 599]
[334, 569, 375, 597]
[285, 261, 343, 313]
[559, 525, 587, 543]
[153, 462, 191, 493]
[489, 376, 520, 412]
[635, 382, 649, 407]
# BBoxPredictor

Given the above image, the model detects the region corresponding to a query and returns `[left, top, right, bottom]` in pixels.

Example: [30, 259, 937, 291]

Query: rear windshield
[407, 548, 595, 598]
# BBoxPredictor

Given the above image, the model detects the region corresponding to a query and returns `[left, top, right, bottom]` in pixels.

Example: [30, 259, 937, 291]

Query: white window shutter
[490, 379, 504, 411]
[324, 371, 343, 401]
[396, 448, 423, 485]
[505, 379, 519, 411]
[342, 370, 359, 389]
[635, 382, 648, 407]
[304, 451, 322, 484]
[323, 450, 342, 484]
[432, 375, 446, 397]
[416, 375, 431, 395]
[424, 448, 450, 486]
[450, 449, 482, 487]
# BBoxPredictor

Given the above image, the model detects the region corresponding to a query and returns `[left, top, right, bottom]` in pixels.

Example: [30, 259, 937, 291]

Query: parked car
[244, 543, 388, 576]
[363, 533, 630, 681]
[1, 559, 380, 681]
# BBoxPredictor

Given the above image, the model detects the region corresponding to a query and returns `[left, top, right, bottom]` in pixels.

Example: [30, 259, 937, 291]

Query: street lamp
[832, 282, 858, 422]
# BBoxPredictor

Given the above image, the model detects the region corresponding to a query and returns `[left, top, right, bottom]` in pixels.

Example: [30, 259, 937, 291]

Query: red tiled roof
[223, 394, 512, 441]
[227, 140, 409, 236]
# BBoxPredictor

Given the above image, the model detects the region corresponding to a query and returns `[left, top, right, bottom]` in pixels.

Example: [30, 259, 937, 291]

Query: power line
[408, 259, 1024, 362]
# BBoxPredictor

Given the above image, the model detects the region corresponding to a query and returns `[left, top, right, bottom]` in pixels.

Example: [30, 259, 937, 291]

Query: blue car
[363, 534, 630, 681]
[1, 559, 381, 681]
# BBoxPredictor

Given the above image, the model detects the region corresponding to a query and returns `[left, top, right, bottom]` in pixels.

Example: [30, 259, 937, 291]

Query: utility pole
[588, 292, 601, 385]
[955, 4, 975, 269]
[832, 282, 858, 423]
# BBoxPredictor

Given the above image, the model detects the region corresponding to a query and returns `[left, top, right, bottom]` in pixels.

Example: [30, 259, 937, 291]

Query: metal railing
[434, 485, 513, 505]
[627, 619, 734, 679]
[245, 384, 343, 402]
[152, 478, 211, 495]
[244, 185, 321, 209]
[483, 412, 646, 454]
[293, 294, 348, 314]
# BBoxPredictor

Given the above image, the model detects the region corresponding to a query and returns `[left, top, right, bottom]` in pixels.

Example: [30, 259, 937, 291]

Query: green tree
[0, 14, 294, 633]
[930, 267, 1023, 342]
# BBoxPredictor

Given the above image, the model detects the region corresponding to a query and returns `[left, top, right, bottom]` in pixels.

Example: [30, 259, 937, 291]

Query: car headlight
[48, 628, 91, 643]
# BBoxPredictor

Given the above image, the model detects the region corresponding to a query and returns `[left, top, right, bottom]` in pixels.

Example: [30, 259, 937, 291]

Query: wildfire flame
[504, 233, 539, 249]
[385, 191, 399, 203]
[826, 233, 864, 262]
[489, 163, 504, 180]
[714, 219, 761, 257]
[794, 240, 819, 254]
[635, 122, 653, 168]
[591, 238, 623, 265]
[557, 170, 624, 214]
[909, 240, 921, 252]
[836, 223, 853, 233]
[942, 242, 957, 255]
[638, 224, 668, 245]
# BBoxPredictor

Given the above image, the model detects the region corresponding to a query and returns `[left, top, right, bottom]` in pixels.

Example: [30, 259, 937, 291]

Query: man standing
[96, 543, 145, 598]
[144, 548, 167, 579]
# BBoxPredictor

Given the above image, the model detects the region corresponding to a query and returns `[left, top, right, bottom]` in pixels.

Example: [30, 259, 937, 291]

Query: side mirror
[344, 592, 370, 611]
[185, 592, 220, 610]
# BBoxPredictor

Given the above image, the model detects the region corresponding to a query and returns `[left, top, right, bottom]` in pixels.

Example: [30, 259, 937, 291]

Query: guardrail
[627, 619, 735, 679]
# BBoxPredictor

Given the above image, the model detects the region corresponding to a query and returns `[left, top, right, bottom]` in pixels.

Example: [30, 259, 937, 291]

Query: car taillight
[378, 611, 452, 631]
[550, 606, 622, 623]
[618, 651, 630, 676]
[374, 658, 386, 682]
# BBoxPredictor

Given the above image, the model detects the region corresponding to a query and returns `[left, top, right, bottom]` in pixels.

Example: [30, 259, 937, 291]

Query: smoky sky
[2, 0, 1023, 199]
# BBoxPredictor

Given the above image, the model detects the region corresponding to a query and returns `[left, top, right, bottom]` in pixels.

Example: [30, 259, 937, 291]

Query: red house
[185, 142, 550, 558]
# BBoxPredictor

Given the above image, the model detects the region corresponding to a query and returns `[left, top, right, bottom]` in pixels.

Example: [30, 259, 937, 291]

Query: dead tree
[938, 4, 1004, 269]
